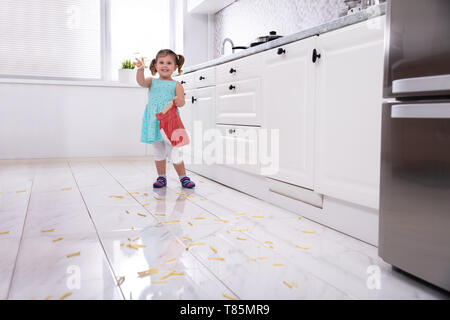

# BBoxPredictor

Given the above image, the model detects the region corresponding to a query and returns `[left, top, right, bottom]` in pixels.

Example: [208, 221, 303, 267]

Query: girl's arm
[136, 68, 152, 88]
[174, 82, 186, 107]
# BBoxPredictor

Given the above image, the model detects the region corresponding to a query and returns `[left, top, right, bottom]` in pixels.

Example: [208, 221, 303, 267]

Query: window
[0, 0, 179, 81]
[0, 0, 102, 80]
[109, 0, 171, 81]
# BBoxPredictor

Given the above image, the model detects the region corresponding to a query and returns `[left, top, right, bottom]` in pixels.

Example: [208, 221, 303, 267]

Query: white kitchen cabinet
[314, 16, 385, 209]
[215, 78, 262, 126]
[189, 86, 215, 176]
[216, 124, 261, 175]
[187, 0, 235, 14]
[179, 89, 194, 161]
[261, 37, 316, 189]
[195, 67, 216, 88]
[216, 53, 263, 84]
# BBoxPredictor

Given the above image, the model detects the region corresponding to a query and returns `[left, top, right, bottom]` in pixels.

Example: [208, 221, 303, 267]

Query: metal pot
[250, 31, 283, 47]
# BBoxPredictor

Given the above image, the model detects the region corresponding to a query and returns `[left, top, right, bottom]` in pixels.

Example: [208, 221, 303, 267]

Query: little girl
[134, 49, 195, 189]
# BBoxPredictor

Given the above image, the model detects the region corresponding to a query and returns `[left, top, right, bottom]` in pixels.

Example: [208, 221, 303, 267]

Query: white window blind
[0, 0, 102, 80]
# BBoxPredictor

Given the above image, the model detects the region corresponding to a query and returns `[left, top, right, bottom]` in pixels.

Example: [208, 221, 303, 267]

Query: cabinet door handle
[229, 85, 236, 90]
[229, 68, 237, 74]
[199, 76, 205, 80]
[191, 96, 197, 103]
[312, 48, 321, 63]
[277, 48, 286, 55]
[228, 129, 236, 134]
[181, 80, 186, 84]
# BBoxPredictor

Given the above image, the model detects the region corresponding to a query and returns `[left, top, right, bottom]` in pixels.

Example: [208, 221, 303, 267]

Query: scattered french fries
[59, 292, 72, 300]
[138, 268, 158, 277]
[116, 276, 125, 286]
[66, 251, 80, 258]
[223, 293, 237, 300]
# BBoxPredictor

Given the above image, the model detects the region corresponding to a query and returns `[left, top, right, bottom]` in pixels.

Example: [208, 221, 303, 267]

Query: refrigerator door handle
[391, 103, 450, 119]
[392, 74, 450, 94]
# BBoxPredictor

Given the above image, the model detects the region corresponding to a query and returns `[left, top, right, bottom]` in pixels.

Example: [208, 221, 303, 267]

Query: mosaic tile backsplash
[214, 0, 349, 58]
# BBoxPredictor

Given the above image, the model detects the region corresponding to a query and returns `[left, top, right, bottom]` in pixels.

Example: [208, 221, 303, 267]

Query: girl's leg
[155, 159, 167, 176]
[172, 161, 186, 177]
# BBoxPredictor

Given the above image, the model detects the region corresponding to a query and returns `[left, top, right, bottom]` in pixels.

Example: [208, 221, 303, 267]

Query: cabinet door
[314, 16, 385, 209]
[216, 124, 261, 175]
[262, 37, 316, 189]
[179, 89, 194, 160]
[192, 87, 215, 173]
[216, 78, 261, 126]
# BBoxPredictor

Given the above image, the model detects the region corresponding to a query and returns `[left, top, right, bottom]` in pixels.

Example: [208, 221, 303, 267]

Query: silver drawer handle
[391, 103, 450, 119]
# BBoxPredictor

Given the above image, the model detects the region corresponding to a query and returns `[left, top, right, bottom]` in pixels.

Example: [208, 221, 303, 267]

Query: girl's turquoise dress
[140, 78, 180, 144]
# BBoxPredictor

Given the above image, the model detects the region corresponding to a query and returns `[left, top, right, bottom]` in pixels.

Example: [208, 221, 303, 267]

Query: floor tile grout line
[99, 159, 242, 300]
[67, 160, 126, 300]
[6, 163, 37, 300]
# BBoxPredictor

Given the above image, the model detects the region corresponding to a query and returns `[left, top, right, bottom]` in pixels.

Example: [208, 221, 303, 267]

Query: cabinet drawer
[175, 73, 195, 90]
[195, 67, 216, 88]
[216, 53, 263, 84]
[216, 124, 261, 175]
[216, 78, 261, 126]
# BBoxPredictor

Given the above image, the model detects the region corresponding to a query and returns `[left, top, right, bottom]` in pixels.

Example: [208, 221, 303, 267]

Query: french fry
[250, 258, 257, 262]
[43, 295, 52, 300]
[116, 276, 125, 286]
[154, 196, 163, 200]
[208, 257, 225, 261]
[155, 213, 166, 216]
[164, 220, 180, 224]
[0, 230, 10, 235]
[138, 268, 158, 277]
[16, 190, 26, 193]
[264, 241, 273, 244]
[252, 215, 264, 219]
[193, 217, 206, 220]
[159, 270, 184, 280]
[235, 212, 246, 216]
[59, 292, 72, 300]
[66, 251, 80, 258]
[200, 197, 206, 201]
[142, 203, 150, 207]
[126, 243, 146, 250]
[209, 246, 218, 254]
[273, 263, 284, 267]
[185, 242, 205, 250]
[188, 222, 193, 226]
[143, 193, 149, 196]
[137, 213, 147, 217]
[52, 237, 64, 242]
[214, 218, 229, 223]
[41, 228, 55, 233]
[283, 281, 293, 289]
[120, 242, 125, 247]
[128, 192, 139, 195]
[151, 280, 168, 284]
[257, 256, 268, 260]
[231, 228, 248, 232]
[125, 210, 130, 214]
[109, 195, 124, 199]
[301, 230, 316, 234]
[132, 236, 140, 242]
[165, 258, 176, 263]
[182, 236, 192, 241]
[222, 293, 237, 300]
[236, 237, 247, 241]
[296, 245, 310, 250]
[61, 187, 72, 191]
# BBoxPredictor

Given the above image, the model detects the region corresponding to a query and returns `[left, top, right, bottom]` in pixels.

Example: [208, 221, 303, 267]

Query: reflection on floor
[0, 157, 448, 300]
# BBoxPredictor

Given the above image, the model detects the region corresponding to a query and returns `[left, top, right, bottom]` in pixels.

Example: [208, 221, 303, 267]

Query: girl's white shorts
[152, 130, 183, 164]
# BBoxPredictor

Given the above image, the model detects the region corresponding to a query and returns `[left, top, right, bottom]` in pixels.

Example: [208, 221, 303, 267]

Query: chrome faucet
[221, 38, 235, 55]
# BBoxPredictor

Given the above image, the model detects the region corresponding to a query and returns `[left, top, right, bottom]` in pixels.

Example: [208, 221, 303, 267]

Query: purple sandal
[153, 176, 167, 188]
[180, 176, 195, 189]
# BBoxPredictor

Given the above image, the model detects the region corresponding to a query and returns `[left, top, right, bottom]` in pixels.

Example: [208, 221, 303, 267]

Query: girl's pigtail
[176, 54, 185, 75]
[149, 58, 157, 76]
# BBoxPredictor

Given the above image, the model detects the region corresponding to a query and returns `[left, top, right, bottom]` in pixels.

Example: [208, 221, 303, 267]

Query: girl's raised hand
[133, 57, 146, 69]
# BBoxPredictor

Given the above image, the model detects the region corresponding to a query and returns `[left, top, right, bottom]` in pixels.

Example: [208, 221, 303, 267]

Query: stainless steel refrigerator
[379, 0, 450, 292]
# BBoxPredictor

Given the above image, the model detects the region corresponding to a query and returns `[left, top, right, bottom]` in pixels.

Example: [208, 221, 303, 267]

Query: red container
[156, 102, 190, 147]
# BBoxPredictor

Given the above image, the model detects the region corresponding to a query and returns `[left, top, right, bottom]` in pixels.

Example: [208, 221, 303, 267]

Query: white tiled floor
[0, 157, 448, 300]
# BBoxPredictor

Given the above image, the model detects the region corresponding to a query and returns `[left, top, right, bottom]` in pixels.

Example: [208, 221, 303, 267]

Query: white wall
[0, 82, 149, 160]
